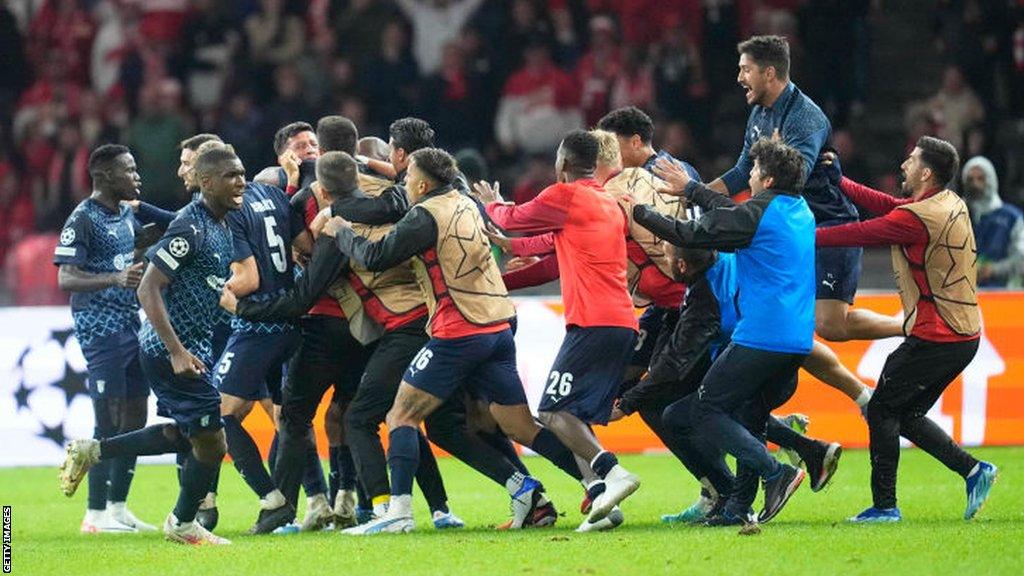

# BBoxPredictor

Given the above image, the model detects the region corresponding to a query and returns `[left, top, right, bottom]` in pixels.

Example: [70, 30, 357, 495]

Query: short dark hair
[597, 107, 654, 144]
[670, 244, 717, 282]
[317, 116, 358, 155]
[273, 121, 314, 155]
[410, 147, 457, 187]
[88, 144, 130, 177]
[194, 147, 239, 177]
[749, 138, 805, 191]
[737, 35, 790, 79]
[916, 136, 960, 187]
[389, 117, 435, 154]
[558, 130, 599, 174]
[316, 151, 358, 196]
[178, 133, 222, 152]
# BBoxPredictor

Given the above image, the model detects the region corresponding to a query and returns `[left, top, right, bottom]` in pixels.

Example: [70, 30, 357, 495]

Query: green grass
[6, 447, 1024, 575]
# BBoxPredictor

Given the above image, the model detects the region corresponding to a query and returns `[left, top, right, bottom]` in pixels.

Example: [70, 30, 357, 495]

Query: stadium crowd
[2, 0, 1024, 302]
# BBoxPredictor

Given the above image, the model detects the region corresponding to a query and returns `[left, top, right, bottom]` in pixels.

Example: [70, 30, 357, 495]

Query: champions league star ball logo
[8, 327, 91, 449]
[60, 228, 76, 246]
[168, 237, 190, 258]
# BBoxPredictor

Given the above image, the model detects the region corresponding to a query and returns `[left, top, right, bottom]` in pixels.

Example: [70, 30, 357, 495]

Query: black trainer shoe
[805, 442, 842, 492]
[250, 503, 296, 535]
[758, 464, 805, 523]
[701, 508, 745, 527]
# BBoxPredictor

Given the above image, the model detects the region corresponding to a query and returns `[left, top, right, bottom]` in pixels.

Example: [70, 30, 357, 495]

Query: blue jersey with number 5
[227, 182, 304, 334]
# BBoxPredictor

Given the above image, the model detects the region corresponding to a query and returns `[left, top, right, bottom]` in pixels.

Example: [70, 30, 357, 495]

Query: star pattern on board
[38, 422, 68, 448]
[54, 363, 89, 405]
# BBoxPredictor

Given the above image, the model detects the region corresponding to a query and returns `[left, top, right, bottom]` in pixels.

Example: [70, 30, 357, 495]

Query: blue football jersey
[140, 201, 234, 367]
[227, 182, 303, 334]
[53, 199, 141, 350]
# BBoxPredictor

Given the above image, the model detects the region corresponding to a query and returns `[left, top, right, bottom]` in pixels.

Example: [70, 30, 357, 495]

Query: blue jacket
[633, 181, 816, 354]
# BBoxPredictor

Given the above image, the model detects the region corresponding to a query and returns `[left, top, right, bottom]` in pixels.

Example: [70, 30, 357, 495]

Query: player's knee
[536, 410, 555, 428]
[324, 403, 342, 440]
[119, 397, 148, 432]
[192, 430, 227, 464]
[815, 319, 849, 342]
[661, 400, 690, 432]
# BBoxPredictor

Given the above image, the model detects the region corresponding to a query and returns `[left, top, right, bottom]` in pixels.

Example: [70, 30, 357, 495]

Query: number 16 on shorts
[544, 370, 574, 404]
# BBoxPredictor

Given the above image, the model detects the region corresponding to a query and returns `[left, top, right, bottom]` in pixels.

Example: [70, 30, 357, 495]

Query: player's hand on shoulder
[170, 348, 206, 378]
[118, 262, 145, 289]
[321, 215, 351, 238]
[652, 158, 690, 196]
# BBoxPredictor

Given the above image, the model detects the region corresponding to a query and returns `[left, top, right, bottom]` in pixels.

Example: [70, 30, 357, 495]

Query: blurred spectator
[610, 47, 655, 114]
[126, 80, 190, 209]
[333, 0, 396, 65]
[264, 65, 318, 144]
[962, 156, 1024, 288]
[245, 0, 305, 93]
[179, 0, 240, 112]
[217, 91, 268, 171]
[91, 1, 130, 97]
[28, 0, 95, 85]
[927, 66, 986, 154]
[512, 154, 555, 204]
[656, 120, 704, 175]
[651, 24, 707, 131]
[494, 40, 581, 157]
[361, 20, 419, 131]
[575, 15, 622, 127]
[423, 42, 486, 149]
[500, 0, 556, 75]
[5, 233, 64, 305]
[0, 6, 31, 118]
[395, 0, 486, 75]
[831, 129, 868, 183]
[37, 123, 89, 230]
[0, 153, 35, 268]
[799, 0, 870, 128]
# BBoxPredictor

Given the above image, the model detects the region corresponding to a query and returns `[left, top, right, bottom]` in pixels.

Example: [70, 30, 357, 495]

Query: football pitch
[5, 447, 1023, 575]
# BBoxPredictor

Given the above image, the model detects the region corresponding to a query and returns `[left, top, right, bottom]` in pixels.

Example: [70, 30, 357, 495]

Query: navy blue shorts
[140, 353, 222, 438]
[816, 220, 862, 304]
[630, 306, 672, 368]
[81, 330, 148, 399]
[214, 330, 299, 403]
[538, 326, 637, 424]
[403, 329, 527, 406]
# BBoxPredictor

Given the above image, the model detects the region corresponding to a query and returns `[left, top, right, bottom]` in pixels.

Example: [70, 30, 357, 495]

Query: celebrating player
[54, 144, 153, 533]
[59, 146, 246, 545]
[816, 137, 998, 523]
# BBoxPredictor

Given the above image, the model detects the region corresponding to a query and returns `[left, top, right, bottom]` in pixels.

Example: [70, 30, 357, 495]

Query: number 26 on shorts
[545, 371, 573, 398]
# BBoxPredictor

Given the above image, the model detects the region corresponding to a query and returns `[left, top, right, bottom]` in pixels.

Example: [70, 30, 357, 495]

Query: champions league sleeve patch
[59, 228, 76, 245]
[168, 237, 190, 258]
